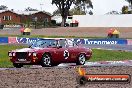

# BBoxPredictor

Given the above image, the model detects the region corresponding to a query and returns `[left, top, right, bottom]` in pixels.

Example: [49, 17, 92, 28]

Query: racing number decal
[63, 50, 69, 59]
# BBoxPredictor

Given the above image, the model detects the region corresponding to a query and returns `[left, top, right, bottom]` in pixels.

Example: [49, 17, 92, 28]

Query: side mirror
[57, 46, 62, 49]
[28, 44, 32, 48]
[59, 46, 62, 48]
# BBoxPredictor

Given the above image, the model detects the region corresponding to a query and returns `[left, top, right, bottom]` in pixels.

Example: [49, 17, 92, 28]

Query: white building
[72, 14, 132, 27]
[52, 14, 132, 27]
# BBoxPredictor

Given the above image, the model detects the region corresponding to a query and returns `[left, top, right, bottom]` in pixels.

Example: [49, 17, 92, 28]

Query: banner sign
[74, 38, 127, 45]
[0, 37, 130, 45]
[127, 39, 132, 45]
[0, 37, 8, 43]
[8, 37, 17, 44]
[16, 37, 40, 44]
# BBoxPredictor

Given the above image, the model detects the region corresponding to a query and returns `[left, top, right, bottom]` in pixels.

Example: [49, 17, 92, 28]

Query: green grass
[90, 49, 132, 61]
[0, 45, 132, 67]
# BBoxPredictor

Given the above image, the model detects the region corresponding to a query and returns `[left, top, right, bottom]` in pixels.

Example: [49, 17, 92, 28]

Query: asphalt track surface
[1, 27, 132, 38]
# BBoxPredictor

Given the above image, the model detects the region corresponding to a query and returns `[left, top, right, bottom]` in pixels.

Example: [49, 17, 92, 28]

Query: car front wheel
[41, 53, 52, 67]
[76, 54, 86, 65]
[13, 63, 23, 68]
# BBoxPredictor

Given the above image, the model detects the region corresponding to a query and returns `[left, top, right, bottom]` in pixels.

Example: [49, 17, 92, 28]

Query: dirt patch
[0, 27, 132, 38]
[0, 66, 131, 88]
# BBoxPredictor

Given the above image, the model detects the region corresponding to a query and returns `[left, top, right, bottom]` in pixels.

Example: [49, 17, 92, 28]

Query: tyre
[76, 54, 86, 65]
[41, 53, 52, 67]
[13, 63, 23, 68]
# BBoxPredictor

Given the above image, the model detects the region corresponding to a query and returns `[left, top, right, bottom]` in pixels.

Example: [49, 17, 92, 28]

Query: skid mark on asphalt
[58, 60, 132, 67]
[85, 60, 132, 66]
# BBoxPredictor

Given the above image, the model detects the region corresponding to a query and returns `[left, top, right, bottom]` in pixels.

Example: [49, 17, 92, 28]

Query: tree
[74, 0, 93, 14]
[125, 0, 132, 13]
[88, 10, 93, 15]
[25, 7, 38, 11]
[53, 7, 86, 16]
[53, 9, 61, 16]
[69, 6, 86, 15]
[122, 6, 129, 14]
[53, 6, 93, 16]
[52, 0, 93, 27]
[0, 5, 8, 10]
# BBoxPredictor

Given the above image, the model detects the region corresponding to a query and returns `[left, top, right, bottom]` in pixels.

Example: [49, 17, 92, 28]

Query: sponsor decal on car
[63, 50, 69, 59]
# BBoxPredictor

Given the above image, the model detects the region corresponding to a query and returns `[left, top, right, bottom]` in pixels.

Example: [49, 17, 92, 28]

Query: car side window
[32, 40, 57, 48]
[48, 41, 57, 47]
[59, 39, 77, 48]
[59, 39, 67, 48]
[66, 39, 74, 47]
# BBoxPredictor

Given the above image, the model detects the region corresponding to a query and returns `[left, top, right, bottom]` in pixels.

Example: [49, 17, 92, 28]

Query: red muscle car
[8, 39, 92, 68]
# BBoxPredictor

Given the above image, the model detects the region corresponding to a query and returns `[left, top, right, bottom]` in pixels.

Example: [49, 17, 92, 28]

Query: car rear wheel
[13, 63, 23, 68]
[41, 53, 52, 67]
[76, 54, 86, 65]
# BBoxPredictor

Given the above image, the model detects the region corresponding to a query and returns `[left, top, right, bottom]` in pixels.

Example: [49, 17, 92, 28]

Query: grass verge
[0, 45, 132, 67]
[90, 49, 132, 61]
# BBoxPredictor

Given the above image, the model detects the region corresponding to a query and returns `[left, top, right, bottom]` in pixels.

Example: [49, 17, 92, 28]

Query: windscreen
[30, 39, 57, 48]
